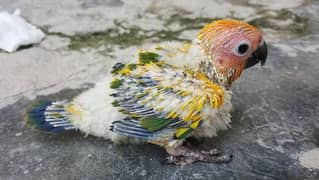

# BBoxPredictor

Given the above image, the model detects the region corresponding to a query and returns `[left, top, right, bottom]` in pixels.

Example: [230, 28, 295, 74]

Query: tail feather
[25, 101, 75, 133]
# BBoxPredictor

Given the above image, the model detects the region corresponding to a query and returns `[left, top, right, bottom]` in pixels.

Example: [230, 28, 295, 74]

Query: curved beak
[245, 40, 268, 69]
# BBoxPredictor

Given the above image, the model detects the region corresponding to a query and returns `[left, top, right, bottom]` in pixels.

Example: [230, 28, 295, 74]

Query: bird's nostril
[217, 59, 223, 65]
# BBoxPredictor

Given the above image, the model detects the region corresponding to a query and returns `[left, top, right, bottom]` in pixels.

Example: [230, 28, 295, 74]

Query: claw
[165, 156, 197, 166]
[199, 154, 233, 163]
[165, 146, 233, 165]
[200, 148, 222, 156]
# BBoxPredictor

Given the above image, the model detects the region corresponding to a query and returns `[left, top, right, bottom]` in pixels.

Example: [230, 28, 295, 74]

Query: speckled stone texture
[0, 0, 319, 179]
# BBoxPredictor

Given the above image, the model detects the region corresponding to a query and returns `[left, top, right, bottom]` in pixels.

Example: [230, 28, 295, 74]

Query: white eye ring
[233, 40, 251, 56]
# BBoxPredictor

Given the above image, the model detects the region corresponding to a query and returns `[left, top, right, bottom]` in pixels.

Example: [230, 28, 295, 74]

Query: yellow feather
[118, 68, 131, 75]
[181, 90, 191, 97]
[167, 52, 177, 58]
[175, 128, 190, 138]
[178, 43, 192, 54]
[66, 104, 82, 119]
[190, 119, 201, 129]
[181, 99, 192, 110]
[155, 45, 164, 50]
[167, 111, 179, 119]
[196, 96, 205, 113]
[156, 106, 164, 112]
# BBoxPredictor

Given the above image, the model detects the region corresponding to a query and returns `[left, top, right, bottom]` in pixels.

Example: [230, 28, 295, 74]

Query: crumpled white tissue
[0, 9, 45, 52]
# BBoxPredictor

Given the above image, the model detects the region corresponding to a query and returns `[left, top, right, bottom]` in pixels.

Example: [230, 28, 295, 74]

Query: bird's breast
[193, 90, 233, 138]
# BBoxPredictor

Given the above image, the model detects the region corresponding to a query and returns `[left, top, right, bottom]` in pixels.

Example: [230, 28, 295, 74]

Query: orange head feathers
[197, 19, 267, 86]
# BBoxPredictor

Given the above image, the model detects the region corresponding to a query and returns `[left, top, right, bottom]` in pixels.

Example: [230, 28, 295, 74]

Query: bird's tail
[25, 101, 76, 133]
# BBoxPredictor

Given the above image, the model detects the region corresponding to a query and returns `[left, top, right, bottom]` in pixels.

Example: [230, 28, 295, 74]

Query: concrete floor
[1, 0, 319, 179]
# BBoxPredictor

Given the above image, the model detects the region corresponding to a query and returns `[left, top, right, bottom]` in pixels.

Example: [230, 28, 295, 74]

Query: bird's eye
[233, 41, 250, 56]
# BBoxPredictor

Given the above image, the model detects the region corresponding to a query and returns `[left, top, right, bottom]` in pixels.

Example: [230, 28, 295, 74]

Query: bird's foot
[200, 148, 222, 156]
[165, 154, 232, 165]
[164, 146, 232, 165]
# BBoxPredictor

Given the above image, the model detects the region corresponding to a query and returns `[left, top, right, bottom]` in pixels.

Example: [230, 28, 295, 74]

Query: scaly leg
[165, 146, 232, 165]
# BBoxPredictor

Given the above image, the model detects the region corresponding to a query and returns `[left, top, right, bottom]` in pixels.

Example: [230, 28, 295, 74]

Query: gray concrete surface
[1, 0, 319, 179]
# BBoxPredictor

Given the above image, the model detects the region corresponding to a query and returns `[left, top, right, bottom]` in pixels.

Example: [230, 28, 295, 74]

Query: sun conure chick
[26, 19, 267, 165]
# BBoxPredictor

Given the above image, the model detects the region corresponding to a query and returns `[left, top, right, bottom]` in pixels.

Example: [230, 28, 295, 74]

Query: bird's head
[198, 19, 267, 87]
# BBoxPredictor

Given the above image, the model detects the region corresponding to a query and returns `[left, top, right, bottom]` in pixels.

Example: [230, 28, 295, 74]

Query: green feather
[127, 63, 137, 70]
[111, 63, 125, 74]
[118, 109, 129, 114]
[26, 113, 40, 128]
[139, 52, 160, 64]
[24, 101, 50, 128]
[110, 78, 124, 89]
[137, 80, 147, 86]
[135, 93, 147, 99]
[51, 113, 64, 118]
[111, 100, 120, 107]
[141, 117, 171, 131]
[55, 105, 64, 108]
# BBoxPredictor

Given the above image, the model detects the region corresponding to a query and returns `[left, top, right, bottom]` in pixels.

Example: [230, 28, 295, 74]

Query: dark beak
[245, 40, 268, 69]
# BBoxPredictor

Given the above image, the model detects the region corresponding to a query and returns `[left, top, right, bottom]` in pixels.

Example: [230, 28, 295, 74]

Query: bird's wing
[110, 51, 224, 141]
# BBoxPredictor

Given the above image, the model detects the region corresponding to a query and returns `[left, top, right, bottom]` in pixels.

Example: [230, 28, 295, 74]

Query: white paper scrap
[0, 9, 45, 52]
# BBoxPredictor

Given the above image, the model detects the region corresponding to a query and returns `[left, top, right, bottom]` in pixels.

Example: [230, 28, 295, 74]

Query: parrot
[26, 19, 267, 165]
